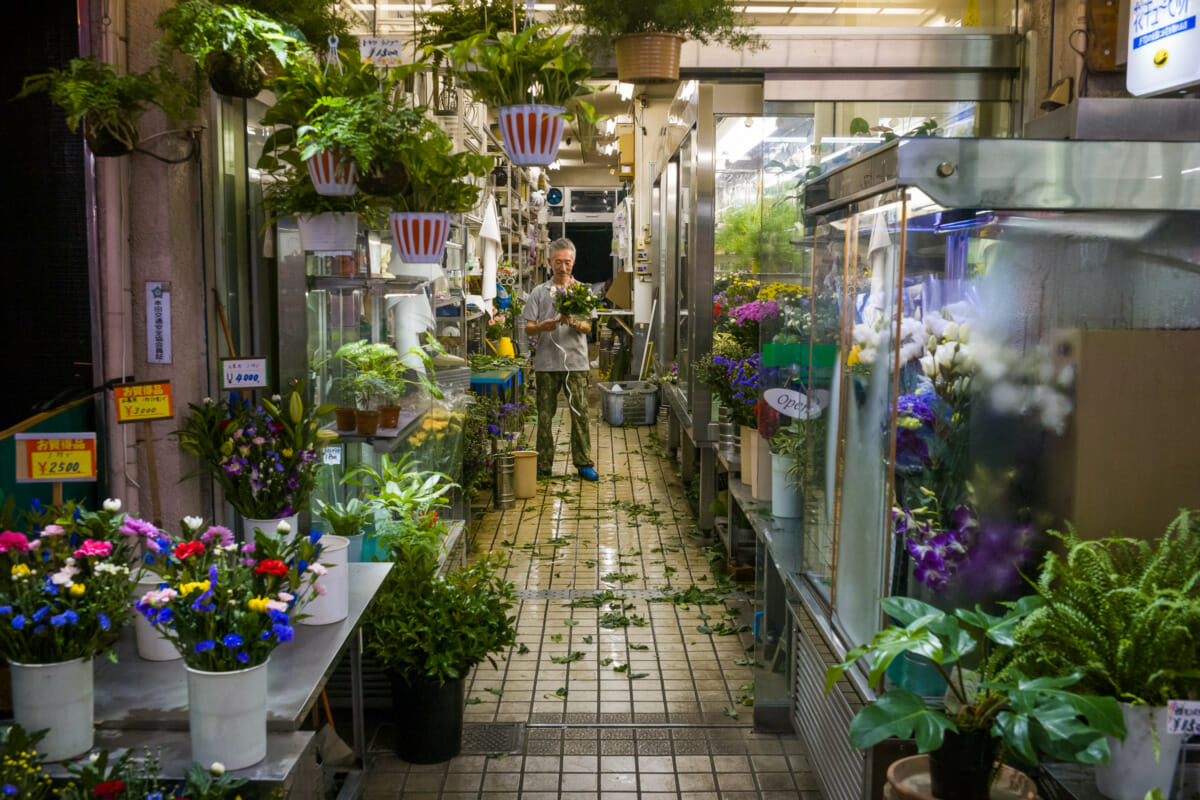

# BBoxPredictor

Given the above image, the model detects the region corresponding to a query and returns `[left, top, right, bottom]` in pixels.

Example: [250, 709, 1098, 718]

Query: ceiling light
[675, 80, 698, 104]
[743, 5, 788, 12]
[616, 82, 635, 101]
[613, 113, 633, 124]
[835, 6, 881, 13]
[790, 6, 836, 12]
[878, 7, 923, 13]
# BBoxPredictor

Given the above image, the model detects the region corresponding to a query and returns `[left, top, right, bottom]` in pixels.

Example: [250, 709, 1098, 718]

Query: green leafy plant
[414, 0, 514, 70]
[296, 95, 427, 179]
[825, 595, 1125, 766]
[313, 497, 372, 538]
[239, 0, 351, 46]
[0, 725, 53, 799]
[1011, 510, 1200, 706]
[382, 117, 491, 213]
[260, 171, 384, 228]
[556, 0, 763, 56]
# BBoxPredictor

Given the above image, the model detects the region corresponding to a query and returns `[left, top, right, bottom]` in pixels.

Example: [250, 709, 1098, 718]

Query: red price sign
[113, 381, 174, 423]
[16, 434, 98, 483]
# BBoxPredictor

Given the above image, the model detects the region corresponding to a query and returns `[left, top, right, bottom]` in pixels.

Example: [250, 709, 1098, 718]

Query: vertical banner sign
[113, 381, 175, 423]
[15, 433, 98, 483]
[146, 281, 173, 364]
[1127, 0, 1200, 95]
[358, 38, 408, 67]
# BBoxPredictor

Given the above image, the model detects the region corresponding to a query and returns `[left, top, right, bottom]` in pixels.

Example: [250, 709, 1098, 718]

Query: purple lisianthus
[730, 299, 780, 326]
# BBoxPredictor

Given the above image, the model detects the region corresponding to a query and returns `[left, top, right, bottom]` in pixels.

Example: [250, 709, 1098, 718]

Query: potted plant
[314, 496, 373, 561]
[16, 58, 163, 156]
[156, 0, 305, 98]
[1010, 511, 1200, 800]
[556, 0, 763, 83]
[441, 24, 598, 166]
[347, 453, 456, 562]
[825, 595, 1126, 800]
[364, 527, 517, 763]
[333, 340, 398, 434]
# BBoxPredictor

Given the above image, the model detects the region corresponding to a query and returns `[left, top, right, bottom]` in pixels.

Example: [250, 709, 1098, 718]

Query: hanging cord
[134, 127, 203, 164]
[324, 36, 343, 77]
[1068, 29, 1090, 98]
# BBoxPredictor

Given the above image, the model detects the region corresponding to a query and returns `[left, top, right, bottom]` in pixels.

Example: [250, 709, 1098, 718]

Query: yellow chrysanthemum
[69, 583, 86, 597]
[11, 564, 31, 578]
[179, 580, 211, 596]
[847, 345, 862, 366]
[247, 595, 270, 613]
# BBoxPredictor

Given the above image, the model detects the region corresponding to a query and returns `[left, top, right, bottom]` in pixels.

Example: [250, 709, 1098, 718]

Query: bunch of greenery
[1010, 510, 1200, 706]
[554, 280, 602, 318]
[715, 197, 802, 271]
[462, 395, 499, 498]
[826, 595, 1125, 766]
[555, 0, 763, 57]
[414, 0, 514, 68]
[313, 496, 372, 538]
[0, 726, 53, 799]
[239, 0, 350, 46]
[261, 172, 385, 228]
[156, 0, 305, 97]
[296, 95, 427, 184]
[60, 741, 252, 799]
[383, 117, 492, 213]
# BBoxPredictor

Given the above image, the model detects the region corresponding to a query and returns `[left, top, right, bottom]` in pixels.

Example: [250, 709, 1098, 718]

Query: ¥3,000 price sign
[113, 381, 174, 423]
[221, 357, 269, 390]
[15, 433, 98, 483]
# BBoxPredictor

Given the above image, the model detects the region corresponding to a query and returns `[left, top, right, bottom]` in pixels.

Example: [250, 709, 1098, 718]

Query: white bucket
[740, 426, 756, 488]
[9, 657, 94, 761]
[1095, 703, 1186, 800]
[297, 212, 358, 255]
[770, 453, 801, 519]
[242, 514, 299, 543]
[186, 658, 269, 770]
[133, 577, 182, 661]
[753, 432, 772, 502]
[300, 535, 349, 626]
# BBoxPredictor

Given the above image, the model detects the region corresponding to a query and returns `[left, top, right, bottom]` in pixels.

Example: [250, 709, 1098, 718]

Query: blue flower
[157, 607, 174, 624]
[0, 606, 11, 615]
[221, 633, 244, 648]
[309, 530, 322, 544]
[237, 652, 249, 664]
[10, 615, 26, 631]
[272, 623, 294, 643]
[3, 784, 16, 795]
[208, 564, 219, 584]
[146, 792, 163, 800]
[98, 613, 111, 631]
[296, 560, 308, 574]
[50, 611, 78, 627]
[32, 605, 50, 623]
[194, 640, 216, 653]
[190, 590, 217, 613]
[268, 609, 290, 624]
[42, 577, 58, 595]
[33, 625, 46, 635]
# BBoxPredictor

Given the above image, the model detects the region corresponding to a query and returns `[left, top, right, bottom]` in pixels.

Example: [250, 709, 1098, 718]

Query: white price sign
[322, 446, 343, 466]
[764, 388, 829, 419]
[1167, 699, 1200, 735]
[1127, 0, 1200, 95]
[359, 37, 408, 67]
[221, 357, 269, 390]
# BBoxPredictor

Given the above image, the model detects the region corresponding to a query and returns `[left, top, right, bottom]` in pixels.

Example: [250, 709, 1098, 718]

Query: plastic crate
[598, 381, 659, 426]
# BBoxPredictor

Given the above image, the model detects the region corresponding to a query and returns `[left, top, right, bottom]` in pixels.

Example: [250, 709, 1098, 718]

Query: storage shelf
[306, 275, 427, 293]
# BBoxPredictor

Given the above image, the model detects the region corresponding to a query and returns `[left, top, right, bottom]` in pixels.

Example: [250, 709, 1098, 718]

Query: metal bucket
[494, 453, 515, 508]
[716, 407, 740, 464]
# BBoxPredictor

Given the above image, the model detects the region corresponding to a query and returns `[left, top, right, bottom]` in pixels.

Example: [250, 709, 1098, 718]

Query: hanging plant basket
[389, 212, 451, 264]
[358, 160, 409, 197]
[305, 149, 359, 197]
[497, 105, 566, 167]
[613, 33, 685, 84]
[83, 119, 136, 158]
[204, 50, 267, 98]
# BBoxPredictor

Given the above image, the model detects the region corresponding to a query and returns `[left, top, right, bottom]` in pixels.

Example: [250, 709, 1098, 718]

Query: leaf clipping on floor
[550, 651, 585, 664]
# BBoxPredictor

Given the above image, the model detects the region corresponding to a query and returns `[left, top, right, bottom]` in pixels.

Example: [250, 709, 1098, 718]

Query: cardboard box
[1046, 328, 1200, 541]
[606, 270, 633, 310]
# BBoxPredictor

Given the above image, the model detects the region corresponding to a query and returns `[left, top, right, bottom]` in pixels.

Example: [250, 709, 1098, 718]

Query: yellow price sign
[113, 381, 174, 423]
[16, 434, 97, 483]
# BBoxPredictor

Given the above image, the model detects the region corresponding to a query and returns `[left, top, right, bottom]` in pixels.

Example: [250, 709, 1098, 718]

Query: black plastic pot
[84, 123, 134, 157]
[205, 50, 266, 98]
[928, 729, 1000, 800]
[358, 161, 410, 197]
[390, 673, 465, 763]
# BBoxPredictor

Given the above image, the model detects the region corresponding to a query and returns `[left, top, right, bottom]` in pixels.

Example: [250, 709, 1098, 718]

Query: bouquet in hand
[554, 281, 601, 319]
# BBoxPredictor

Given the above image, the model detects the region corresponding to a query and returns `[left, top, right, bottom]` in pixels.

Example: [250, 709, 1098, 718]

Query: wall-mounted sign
[1127, 0, 1200, 95]
[322, 446, 343, 466]
[221, 357, 269, 390]
[764, 388, 829, 419]
[15, 433, 98, 483]
[1167, 699, 1200, 735]
[113, 381, 174, 423]
[359, 37, 408, 67]
[146, 282, 172, 364]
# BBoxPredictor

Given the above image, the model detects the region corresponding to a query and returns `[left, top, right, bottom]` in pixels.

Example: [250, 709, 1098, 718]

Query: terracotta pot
[335, 407, 357, 431]
[378, 406, 401, 429]
[613, 32, 685, 84]
[886, 754, 1036, 800]
[356, 409, 380, 435]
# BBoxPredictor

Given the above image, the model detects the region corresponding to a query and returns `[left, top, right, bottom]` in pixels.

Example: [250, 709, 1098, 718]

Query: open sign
[764, 388, 829, 419]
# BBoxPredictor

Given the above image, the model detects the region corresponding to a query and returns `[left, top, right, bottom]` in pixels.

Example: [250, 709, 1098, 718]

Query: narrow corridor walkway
[365, 388, 825, 800]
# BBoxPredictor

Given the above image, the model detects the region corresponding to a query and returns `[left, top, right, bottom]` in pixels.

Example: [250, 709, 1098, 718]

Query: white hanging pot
[390, 212, 451, 264]
[8, 657, 94, 761]
[497, 105, 566, 166]
[297, 212, 358, 255]
[1094, 703, 1186, 800]
[305, 149, 358, 196]
[242, 513, 299, 543]
[770, 453, 801, 519]
[186, 658, 270, 770]
[301, 534, 350, 626]
[133, 577, 182, 662]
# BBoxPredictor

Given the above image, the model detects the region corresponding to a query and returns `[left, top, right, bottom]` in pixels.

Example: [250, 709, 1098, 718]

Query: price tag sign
[359, 37, 408, 67]
[15, 433, 98, 483]
[322, 446, 343, 466]
[1167, 699, 1200, 735]
[764, 388, 830, 419]
[221, 357, 269, 390]
[113, 381, 174, 423]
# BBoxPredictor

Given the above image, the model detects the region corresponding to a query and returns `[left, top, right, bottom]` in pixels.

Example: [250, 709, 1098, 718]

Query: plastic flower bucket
[305, 149, 358, 196]
[8, 657, 94, 761]
[301, 535, 349, 626]
[390, 212, 451, 264]
[498, 105, 566, 166]
[186, 658, 270, 770]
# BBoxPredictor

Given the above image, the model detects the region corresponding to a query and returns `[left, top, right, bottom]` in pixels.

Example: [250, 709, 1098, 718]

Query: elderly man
[522, 237, 598, 481]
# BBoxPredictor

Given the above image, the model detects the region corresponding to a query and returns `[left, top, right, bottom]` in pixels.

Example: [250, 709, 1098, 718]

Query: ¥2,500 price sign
[113, 381, 174, 423]
[221, 357, 269, 390]
[15, 433, 98, 483]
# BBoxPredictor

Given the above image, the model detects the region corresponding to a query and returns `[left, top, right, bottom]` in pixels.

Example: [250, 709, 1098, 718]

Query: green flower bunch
[554, 281, 602, 318]
[0, 726, 54, 799]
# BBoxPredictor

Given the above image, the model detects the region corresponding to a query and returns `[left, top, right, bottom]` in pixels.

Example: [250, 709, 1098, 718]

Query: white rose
[935, 343, 955, 370]
[183, 516, 204, 531]
[102, 498, 122, 513]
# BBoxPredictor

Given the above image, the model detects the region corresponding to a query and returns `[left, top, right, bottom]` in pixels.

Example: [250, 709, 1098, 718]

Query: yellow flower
[282, 448, 294, 458]
[247, 595, 269, 613]
[847, 345, 862, 366]
[289, 391, 304, 424]
[179, 580, 211, 596]
[69, 583, 86, 597]
[11, 564, 31, 579]
[897, 416, 923, 430]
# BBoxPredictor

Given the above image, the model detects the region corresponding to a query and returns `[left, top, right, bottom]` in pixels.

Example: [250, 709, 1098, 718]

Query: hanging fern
[1012, 510, 1200, 706]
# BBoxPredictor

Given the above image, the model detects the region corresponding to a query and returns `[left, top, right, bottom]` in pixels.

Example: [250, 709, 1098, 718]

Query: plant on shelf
[16, 58, 165, 156]
[825, 595, 1125, 800]
[333, 340, 397, 409]
[156, 0, 306, 98]
[314, 496, 372, 538]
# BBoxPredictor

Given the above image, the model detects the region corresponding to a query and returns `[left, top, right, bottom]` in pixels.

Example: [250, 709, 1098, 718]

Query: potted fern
[440, 24, 597, 166]
[1011, 510, 1200, 800]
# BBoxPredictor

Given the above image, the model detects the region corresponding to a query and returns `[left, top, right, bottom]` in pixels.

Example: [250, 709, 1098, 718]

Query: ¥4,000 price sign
[221, 357, 269, 390]
[15, 433, 98, 483]
[113, 381, 174, 423]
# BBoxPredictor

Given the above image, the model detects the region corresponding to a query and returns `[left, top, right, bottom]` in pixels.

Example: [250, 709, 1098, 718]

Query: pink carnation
[277, 592, 294, 602]
[120, 517, 159, 539]
[0, 532, 31, 552]
[308, 563, 328, 577]
[314, 582, 327, 596]
[265, 599, 289, 613]
[40, 524, 66, 537]
[201, 525, 235, 546]
[141, 587, 178, 607]
[73, 539, 113, 559]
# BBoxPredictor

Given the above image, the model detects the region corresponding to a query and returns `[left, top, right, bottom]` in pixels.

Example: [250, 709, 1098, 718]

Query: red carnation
[255, 559, 289, 577]
[94, 780, 125, 799]
[174, 540, 205, 560]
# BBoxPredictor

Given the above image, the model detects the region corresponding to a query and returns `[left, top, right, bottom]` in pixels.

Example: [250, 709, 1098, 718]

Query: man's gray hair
[548, 237, 576, 258]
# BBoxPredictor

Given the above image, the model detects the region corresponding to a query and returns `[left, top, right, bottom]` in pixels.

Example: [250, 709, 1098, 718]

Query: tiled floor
[364, 386, 825, 799]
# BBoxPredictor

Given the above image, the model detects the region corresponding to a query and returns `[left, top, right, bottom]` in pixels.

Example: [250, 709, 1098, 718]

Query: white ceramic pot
[186, 658, 270, 770]
[133, 578, 182, 662]
[389, 212, 451, 264]
[740, 425, 757, 489]
[497, 104, 566, 166]
[9, 657, 93, 761]
[753, 432, 772, 503]
[242, 514, 299, 543]
[1095, 703, 1186, 800]
[770, 453, 801, 519]
[296, 212, 358, 255]
[301, 535, 349, 626]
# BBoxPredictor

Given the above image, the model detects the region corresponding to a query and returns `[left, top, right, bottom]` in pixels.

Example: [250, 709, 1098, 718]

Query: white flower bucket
[300, 534, 349, 626]
[740, 425, 756, 488]
[242, 514, 299, 543]
[753, 432, 772, 503]
[498, 105, 566, 166]
[9, 657, 93, 761]
[133, 577, 181, 662]
[389, 212, 450, 264]
[770, 453, 801, 519]
[1094, 703, 1186, 800]
[297, 212, 358, 255]
[305, 149, 358, 196]
[186, 658, 269, 771]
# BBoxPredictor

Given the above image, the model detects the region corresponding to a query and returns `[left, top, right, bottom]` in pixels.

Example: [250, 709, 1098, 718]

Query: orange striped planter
[305, 149, 358, 196]
[389, 212, 451, 264]
[498, 105, 566, 167]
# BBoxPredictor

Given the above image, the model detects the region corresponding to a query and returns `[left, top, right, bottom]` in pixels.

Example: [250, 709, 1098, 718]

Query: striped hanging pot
[390, 212, 451, 264]
[305, 149, 358, 196]
[498, 105, 566, 166]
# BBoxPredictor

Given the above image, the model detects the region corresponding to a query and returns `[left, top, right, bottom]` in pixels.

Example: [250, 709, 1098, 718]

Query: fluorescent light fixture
[790, 5, 835, 11]
[743, 5, 788, 11]
[613, 113, 633, 124]
[835, 6, 881, 12]
[878, 7, 923, 13]
[675, 80, 698, 104]
[532, 3, 555, 9]
[616, 82, 635, 101]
